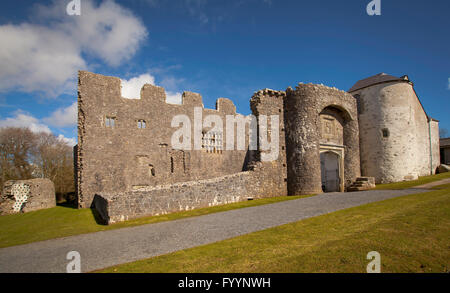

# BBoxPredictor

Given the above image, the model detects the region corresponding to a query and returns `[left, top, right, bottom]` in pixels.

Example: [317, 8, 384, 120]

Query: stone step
[347, 187, 366, 192]
[348, 177, 376, 192]
[355, 177, 375, 183]
[351, 182, 366, 187]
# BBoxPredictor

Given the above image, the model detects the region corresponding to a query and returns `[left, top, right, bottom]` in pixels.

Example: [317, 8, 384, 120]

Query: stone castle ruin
[0, 179, 56, 215]
[75, 71, 440, 224]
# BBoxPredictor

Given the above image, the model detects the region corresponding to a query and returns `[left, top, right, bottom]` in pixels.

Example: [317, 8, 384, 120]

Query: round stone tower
[349, 73, 435, 183]
[285, 83, 360, 195]
[284, 85, 322, 195]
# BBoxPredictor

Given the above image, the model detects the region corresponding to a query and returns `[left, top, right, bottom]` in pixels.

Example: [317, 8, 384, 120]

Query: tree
[0, 127, 37, 188]
[0, 127, 75, 202]
[32, 132, 75, 200]
[440, 128, 449, 139]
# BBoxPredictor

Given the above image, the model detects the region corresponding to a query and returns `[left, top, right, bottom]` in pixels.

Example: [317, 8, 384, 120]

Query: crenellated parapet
[76, 71, 246, 208]
[75, 69, 439, 221]
[78, 71, 238, 113]
[140, 84, 167, 103]
[216, 98, 236, 115]
[250, 88, 285, 116]
[182, 91, 203, 107]
[248, 88, 288, 194]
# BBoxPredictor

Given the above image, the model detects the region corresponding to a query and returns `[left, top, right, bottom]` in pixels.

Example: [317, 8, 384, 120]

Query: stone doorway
[320, 151, 341, 192]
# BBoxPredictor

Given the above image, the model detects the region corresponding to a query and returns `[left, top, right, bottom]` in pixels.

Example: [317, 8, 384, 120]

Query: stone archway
[284, 84, 360, 195]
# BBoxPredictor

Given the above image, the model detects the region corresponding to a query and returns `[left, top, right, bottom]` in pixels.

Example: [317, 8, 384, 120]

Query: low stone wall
[0, 178, 56, 215]
[94, 162, 286, 224]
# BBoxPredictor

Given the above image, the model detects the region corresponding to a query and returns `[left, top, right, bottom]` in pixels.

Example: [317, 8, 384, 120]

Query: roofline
[348, 78, 411, 93]
[411, 86, 432, 123]
[349, 77, 437, 123]
[440, 138, 450, 148]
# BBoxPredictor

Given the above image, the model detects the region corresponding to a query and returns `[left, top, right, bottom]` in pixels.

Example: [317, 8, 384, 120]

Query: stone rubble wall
[0, 178, 56, 215]
[76, 71, 251, 208]
[94, 162, 285, 224]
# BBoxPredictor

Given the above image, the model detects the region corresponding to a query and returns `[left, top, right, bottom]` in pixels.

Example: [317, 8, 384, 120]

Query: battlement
[78, 71, 236, 114]
[252, 88, 286, 100]
[286, 82, 352, 97]
[76, 69, 440, 223]
[76, 70, 246, 208]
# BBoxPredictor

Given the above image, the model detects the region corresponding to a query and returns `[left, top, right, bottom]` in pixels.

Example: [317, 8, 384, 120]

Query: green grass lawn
[97, 185, 450, 273]
[374, 172, 450, 190]
[1, 172, 448, 251]
[0, 194, 313, 248]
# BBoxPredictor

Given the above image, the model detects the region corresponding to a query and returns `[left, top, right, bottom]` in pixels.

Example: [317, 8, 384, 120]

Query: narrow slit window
[105, 117, 116, 128]
[149, 164, 155, 177]
[137, 119, 146, 129]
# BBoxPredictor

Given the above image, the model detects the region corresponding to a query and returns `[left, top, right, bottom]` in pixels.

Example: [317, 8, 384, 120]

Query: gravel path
[0, 188, 426, 273]
[413, 178, 450, 189]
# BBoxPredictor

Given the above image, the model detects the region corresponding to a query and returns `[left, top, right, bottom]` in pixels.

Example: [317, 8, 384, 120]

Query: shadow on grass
[56, 201, 78, 209]
[56, 197, 107, 225]
[90, 208, 108, 226]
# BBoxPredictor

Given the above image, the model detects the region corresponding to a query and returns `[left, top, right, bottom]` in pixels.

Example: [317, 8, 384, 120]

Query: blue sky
[0, 0, 449, 144]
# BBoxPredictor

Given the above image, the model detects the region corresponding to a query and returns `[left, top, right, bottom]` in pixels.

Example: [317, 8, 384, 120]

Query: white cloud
[0, 24, 86, 97]
[121, 74, 155, 99]
[0, 0, 148, 96]
[43, 102, 78, 127]
[0, 111, 77, 146]
[58, 0, 148, 67]
[57, 134, 77, 147]
[121, 73, 182, 104]
[166, 92, 183, 104]
[0, 111, 52, 133]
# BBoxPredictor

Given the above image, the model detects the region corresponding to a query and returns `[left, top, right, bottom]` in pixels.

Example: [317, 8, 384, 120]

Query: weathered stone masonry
[77, 71, 253, 208]
[77, 71, 440, 224]
[350, 74, 440, 183]
[284, 84, 360, 195]
[0, 178, 55, 215]
[94, 162, 282, 224]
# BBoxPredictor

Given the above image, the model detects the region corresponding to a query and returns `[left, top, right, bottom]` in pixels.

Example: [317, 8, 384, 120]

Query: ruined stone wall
[284, 83, 360, 195]
[0, 179, 55, 215]
[250, 89, 288, 196]
[94, 162, 282, 224]
[352, 81, 439, 183]
[77, 71, 250, 208]
[77, 68, 440, 221]
[91, 85, 289, 223]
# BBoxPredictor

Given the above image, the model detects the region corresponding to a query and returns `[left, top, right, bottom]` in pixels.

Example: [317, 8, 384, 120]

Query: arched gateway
[284, 83, 361, 195]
